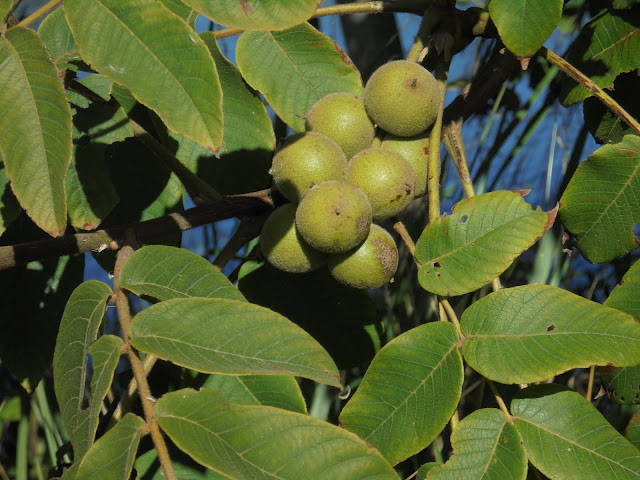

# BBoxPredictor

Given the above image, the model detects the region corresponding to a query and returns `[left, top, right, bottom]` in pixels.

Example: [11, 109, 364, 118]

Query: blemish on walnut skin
[356, 216, 369, 233]
[372, 238, 396, 275]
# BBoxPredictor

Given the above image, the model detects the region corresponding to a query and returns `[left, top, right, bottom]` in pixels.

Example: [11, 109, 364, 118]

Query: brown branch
[0, 190, 275, 270]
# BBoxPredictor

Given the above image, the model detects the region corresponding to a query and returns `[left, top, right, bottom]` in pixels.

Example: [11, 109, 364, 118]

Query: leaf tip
[518, 56, 531, 70]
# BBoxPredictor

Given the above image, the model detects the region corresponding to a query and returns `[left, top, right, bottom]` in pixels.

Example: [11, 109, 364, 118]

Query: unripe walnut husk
[260, 204, 326, 273]
[381, 132, 429, 197]
[347, 147, 416, 220]
[305, 92, 376, 158]
[270, 132, 347, 203]
[296, 180, 372, 254]
[328, 224, 399, 289]
[363, 60, 440, 137]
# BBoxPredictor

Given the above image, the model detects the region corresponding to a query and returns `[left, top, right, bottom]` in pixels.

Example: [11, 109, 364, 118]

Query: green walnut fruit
[270, 132, 347, 203]
[363, 60, 439, 137]
[346, 147, 416, 220]
[305, 92, 376, 158]
[328, 224, 399, 289]
[260, 204, 326, 273]
[296, 180, 372, 253]
[381, 132, 429, 197]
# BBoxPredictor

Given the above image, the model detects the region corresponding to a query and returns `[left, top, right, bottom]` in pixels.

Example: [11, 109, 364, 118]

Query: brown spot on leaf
[512, 189, 531, 197]
[239, 0, 253, 16]
[547, 324, 555, 332]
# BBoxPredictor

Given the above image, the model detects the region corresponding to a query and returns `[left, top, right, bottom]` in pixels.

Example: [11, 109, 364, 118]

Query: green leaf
[75, 413, 145, 480]
[415, 191, 554, 296]
[489, 0, 563, 57]
[559, 134, 640, 263]
[129, 297, 341, 387]
[201, 374, 306, 413]
[426, 408, 527, 480]
[560, 9, 640, 106]
[417, 464, 440, 480]
[461, 284, 640, 384]
[38, 7, 80, 69]
[156, 388, 401, 480]
[0, 165, 21, 236]
[183, 0, 321, 30]
[236, 23, 362, 132]
[238, 264, 381, 369]
[0, 27, 72, 236]
[512, 385, 640, 480]
[53, 280, 112, 457]
[159, 0, 198, 28]
[583, 73, 640, 145]
[135, 448, 227, 479]
[340, 322, 463, 465]
[64, 0, 223, 152]
[601, 260, 640, 404]
[626, 410, 640, 450]
[613, 0, 640, 8]
[120, 245, 245, 302]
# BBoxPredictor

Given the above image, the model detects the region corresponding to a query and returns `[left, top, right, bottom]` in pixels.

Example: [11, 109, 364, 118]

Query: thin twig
[114, 236, 177, 480]
[440, 298, 462, 337]
[212, 215, 267, 270]
[392, 220, 416, 257]
[487, 379, 511, 419]
[586, 365, 595, 402]
[540, 47, 640, 136]
[108, 355, 158, 427]
[15, 0, 60, 28]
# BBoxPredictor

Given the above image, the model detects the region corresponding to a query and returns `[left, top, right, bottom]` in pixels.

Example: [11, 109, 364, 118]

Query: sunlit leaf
[201, 374, 306, 413]
[53, 280, 112, 457]
[426, 408, 527, 480]
[340, 322, 463, 464]
[120, 245, 244, 302]
[129, 297, 341, 387]
[183, 0, 320, 30]
[236, 22, 362, 132]
[38, 6, 80, 69]
[601, 259, 640, 404]
[489, 0, 563, 57]
[416, 191, 554, 296]
[461, 284, 640, 384]
[156, 388, 401, 480]
[159, 0, 198, 28]
[75, 413, 145, 480]
[559, 134, 640, 263]
[560, 8, 640, 106]
[0, 27, 72, 236]
[64, 0, 223, 151]
[512, 385, 640, 479]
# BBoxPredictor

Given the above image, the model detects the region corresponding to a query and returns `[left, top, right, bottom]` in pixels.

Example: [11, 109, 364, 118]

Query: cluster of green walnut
[260, 60, 440, 289]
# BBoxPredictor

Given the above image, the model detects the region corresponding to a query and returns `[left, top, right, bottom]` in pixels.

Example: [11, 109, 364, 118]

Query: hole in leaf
[621, 395, 626, 402]
[433, 261, 441, 268]
[459, 215, 469, 224]
[435, 271, 441, 278]
[546, 324, 555, 332]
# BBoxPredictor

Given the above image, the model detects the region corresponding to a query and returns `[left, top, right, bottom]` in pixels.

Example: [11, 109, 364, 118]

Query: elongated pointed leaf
[202, 374, 306, 413]
[461, 284, 640, 384]
[560, 8, 640, 106]
[156, 388, 401, 480]
[53, 281, 112, 456]
[0, 27, 72, 236]
[129, 297, 341, 387]
[236, 23, 362, 132]
[416, 191, 554, 296]
[601, 259, 640, 404]
[426, 408, 527, 480]
[38, 7, 80, 69]
[184, 0, 320, 30]
[64, 0, 223, 152]
[489, 0, 563, 57]
[120, 245, 244, 302]
[340, 322, 463, 464]
[512, 385, 640, 480]
[559, 135, 640, 263]
[75, 413, 145, 480]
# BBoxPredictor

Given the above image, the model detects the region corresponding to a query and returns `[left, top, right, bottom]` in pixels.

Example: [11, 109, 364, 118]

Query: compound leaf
[489, 0, 563, 57]
[120, 245, 245, 302]
[236, 22, 362, 132]
[129, 297, 341, 387]
[183, 0, 321, 30]
[64, 0, 223, 152]
[559, 134, 640, 263]
[512, 385, 640, 480]
[340, 322, 463, 465]
[156, 388, 400, 480]
[426, 408, 527, 480]
[416, 191, 554, 296]
[461, 284, 640, 384]
[0, 27, 72, 236]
